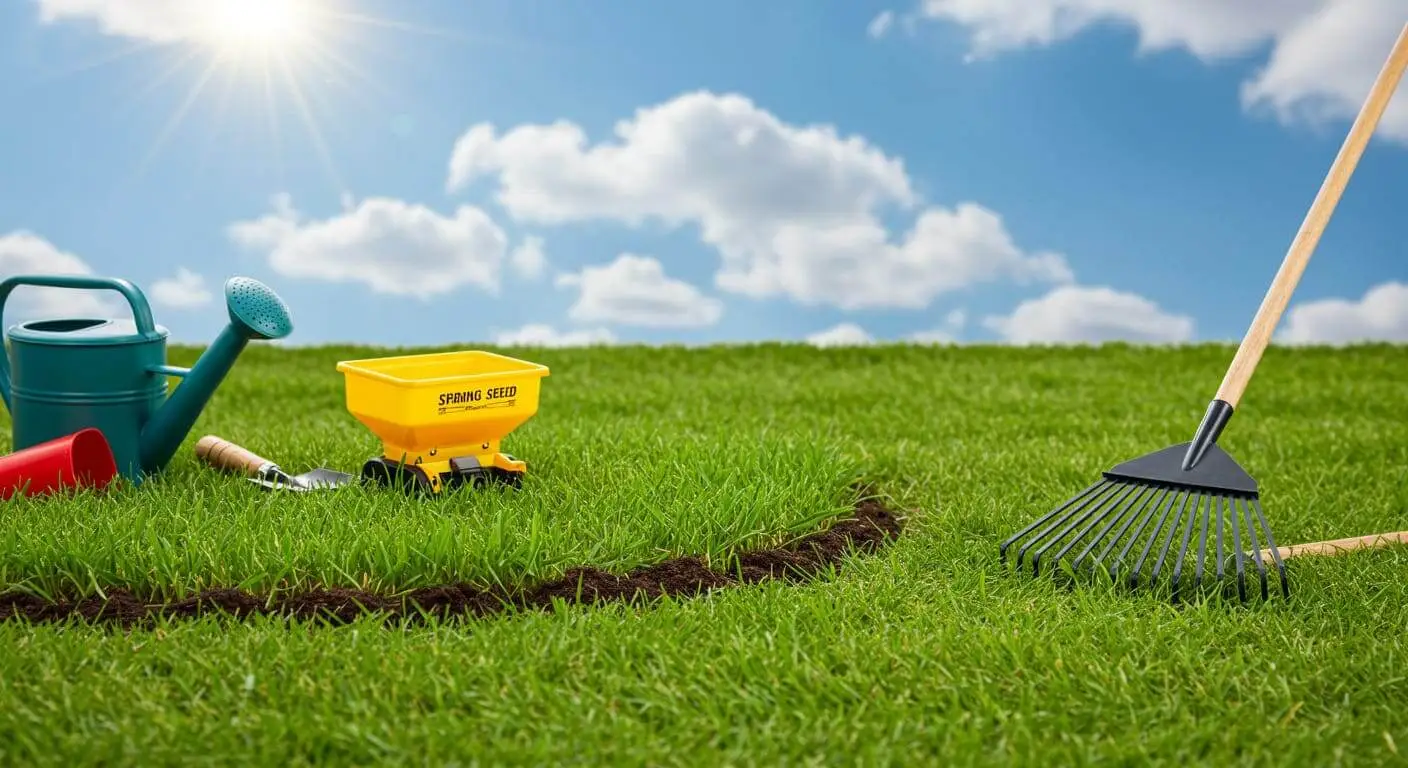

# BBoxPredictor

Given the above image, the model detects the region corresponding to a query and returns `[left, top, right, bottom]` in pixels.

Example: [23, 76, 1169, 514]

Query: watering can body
[5, 314, 171, 481]
[0, 274, 293, 484]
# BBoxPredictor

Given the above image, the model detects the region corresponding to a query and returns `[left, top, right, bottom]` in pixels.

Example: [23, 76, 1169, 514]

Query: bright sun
[112, 0, 470, 195]
[199, 0, 312, 54]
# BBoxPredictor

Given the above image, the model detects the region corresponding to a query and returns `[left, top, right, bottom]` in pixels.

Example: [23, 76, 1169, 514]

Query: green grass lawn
[2, 341, 1407, 765]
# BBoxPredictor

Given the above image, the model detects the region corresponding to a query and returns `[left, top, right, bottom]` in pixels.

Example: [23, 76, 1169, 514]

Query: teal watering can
[0, 274, 293, 484]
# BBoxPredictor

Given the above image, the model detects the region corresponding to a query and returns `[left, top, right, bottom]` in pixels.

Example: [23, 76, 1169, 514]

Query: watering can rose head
[0, 274, 293, 483]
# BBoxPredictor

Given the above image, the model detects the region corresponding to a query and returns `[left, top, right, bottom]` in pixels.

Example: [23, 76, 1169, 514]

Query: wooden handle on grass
[1257, 530, 1408, 561]
[195, 435, 274, 476]
[1215, 22, 1408, 408]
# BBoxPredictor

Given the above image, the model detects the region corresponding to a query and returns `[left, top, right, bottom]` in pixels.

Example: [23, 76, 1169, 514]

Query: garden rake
[1000, 22, 1408, 605]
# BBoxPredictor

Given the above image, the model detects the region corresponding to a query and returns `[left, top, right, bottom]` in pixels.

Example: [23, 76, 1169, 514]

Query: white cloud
[33, 0, 326, 48]
[493, 323, 617, 347]
[555, 254, 724, 328]
[1278, 281, 1408, 344]
[912, 0, 1408, 142]
[982, 285, 1194, 344]
[34, 0, 205, 42]
[446, 90, 1072, 311]
[0, 230, 114, 320]
[1239, 1, 1408, 139]
[149, 266, 212, 309]
[908, 308, 967, 342]
[227, 193, 507, 299]
[509, 235, 547, 280]
[807, 322, 875, 347]
[868, 11, 896, 39]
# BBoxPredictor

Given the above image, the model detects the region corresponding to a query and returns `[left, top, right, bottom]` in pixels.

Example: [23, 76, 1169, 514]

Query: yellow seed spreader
[335, 350, 549, 493]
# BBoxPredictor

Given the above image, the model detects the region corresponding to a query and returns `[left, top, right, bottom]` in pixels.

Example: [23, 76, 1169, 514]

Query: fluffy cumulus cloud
[555, 254, 723, 328]
[1278, 282, 1408, 344]
[913, 0, 1408, 141]
[447, 90, 1073, 311]
[149, 266, 212, 309]
[807, 322, 875, 347]
[493, 323, 617, 347]
[0, 230, 115, 319]
[227, 193, 507, 299]
[982, 285, 1195, 344]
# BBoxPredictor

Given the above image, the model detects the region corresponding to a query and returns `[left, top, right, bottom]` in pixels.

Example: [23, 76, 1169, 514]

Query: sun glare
[88, 0, 491, 199]
[201, 0, 312, 53]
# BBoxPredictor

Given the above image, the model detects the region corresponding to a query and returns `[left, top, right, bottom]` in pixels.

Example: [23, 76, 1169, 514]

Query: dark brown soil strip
[0, 490, 905, 629]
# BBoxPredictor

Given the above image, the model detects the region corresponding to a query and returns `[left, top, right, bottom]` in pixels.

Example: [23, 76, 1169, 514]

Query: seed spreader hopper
[336, 350, 549, 493]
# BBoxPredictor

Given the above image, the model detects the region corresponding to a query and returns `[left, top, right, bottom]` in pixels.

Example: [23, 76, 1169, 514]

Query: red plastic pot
[0, 427, 118, 500]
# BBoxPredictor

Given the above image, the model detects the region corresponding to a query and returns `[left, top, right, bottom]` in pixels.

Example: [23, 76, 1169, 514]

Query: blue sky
[1, 0, 1404, 348]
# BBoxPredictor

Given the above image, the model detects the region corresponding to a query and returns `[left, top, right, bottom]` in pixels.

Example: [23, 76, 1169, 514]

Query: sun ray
[30, 38, 169, 84]
[302, 35, 383, 92]
[261, 55, 285, 188]
[110, 45, 208, 120]
[314, 6, 566, 54]
[294, 36, 392, 111]
[275, 49, 347, 198]
[315, 9, 488, 44]
[192, 61, 242, 176]
[133, 52, 225, 179]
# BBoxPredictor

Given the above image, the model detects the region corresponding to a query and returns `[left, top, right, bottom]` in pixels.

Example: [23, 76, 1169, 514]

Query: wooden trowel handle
[1258, 530, 1408, 561]
[195, 435, 275, 476]
[1215, 23, 1408, 408]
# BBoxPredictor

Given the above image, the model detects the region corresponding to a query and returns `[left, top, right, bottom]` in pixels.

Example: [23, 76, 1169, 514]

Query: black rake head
[1000, 442, 1290, 605]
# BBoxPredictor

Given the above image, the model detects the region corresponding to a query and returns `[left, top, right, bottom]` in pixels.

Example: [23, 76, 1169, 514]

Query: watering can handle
[0, 274, 159, 337]
[0, 275, 160, 411]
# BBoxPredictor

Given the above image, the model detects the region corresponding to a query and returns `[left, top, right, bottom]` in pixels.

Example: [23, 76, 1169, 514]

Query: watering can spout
[138, 277, 294, 475]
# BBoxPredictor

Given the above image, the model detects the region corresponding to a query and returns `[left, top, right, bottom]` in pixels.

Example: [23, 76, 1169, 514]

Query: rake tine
[1045, 485, 1143, 574]
[1170, 492, 1202, 603]
[1210, 493, 1222, 583]
[1229, 496, 1247, 603]
[1196, 492, 1211, 587]
[1142, 489, 1191, 590]
[1024, 482, 1130, 575]
[1099, 486, 1164, 570]
[1239, 497, 1269, 601]
[1250, 497, 1290, 598]
[1000, 479, 1111, 564]
[1073, 485, 1157, 573]
[1108, 486, 1173, 584]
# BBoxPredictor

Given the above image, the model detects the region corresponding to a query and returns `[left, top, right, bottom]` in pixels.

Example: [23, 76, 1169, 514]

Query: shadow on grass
[0, 483, 908, 629]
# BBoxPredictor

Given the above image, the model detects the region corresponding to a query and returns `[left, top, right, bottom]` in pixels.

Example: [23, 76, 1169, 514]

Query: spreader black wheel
[362, 458, 433, 494]
[361, 457, 395, 486]
[396, 464, 434, 494]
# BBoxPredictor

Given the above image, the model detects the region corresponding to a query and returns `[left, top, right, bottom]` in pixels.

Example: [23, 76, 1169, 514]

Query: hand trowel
[194, 434, 354, 491]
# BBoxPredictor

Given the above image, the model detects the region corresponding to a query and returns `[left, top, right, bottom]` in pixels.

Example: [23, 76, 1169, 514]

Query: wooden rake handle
[1257, 530, 1408, 561]
[1215, 22, 1408, 408]
[195, 434, 275, 476]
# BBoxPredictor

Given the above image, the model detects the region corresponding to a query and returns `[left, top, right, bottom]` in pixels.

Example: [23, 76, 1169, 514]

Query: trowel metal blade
[247, 466, 354, 492]
[296, 467, 355, 489]
[248, 475, 312, 492]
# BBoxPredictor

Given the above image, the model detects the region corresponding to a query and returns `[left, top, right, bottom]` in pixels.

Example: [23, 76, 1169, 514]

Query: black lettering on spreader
[437, 385, 519, 413]
[438, 389, 483, 406]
